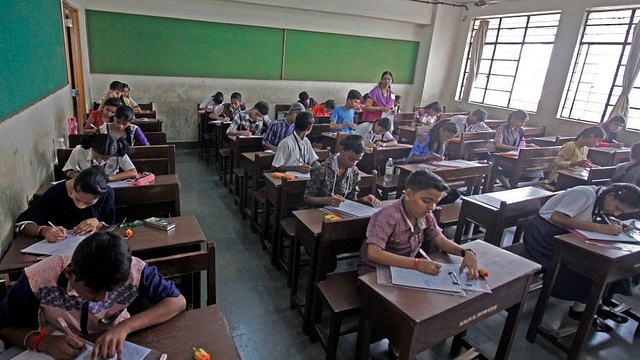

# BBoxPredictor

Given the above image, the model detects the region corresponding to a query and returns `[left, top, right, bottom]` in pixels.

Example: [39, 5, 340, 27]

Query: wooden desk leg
[527, 257, 562, 342]
[568, 276, 608, 360]
[495, 301, 526, 360]
[261, 199, 272, 250]
[354, 316, 372, 360]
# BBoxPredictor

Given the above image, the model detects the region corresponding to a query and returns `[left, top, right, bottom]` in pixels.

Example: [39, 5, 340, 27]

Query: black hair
[121, 82, 130, 91]
[605, 115, 626, 126]
[299, 91, 310, 101]
[425, 101, 442, 114]
[230, 92, 242, 101]
[322, 99, 336, 110]
[80, 133, 129, 157]
[405, 169, 449, 193]
[376, 117, 392, 131]
[254, 101, 269, 116]
[597, 183, 640, 213]
[395, 95, 402, 100]
[620, 142, 640, 177]
[294, 111, 314, 131]
[347, 89, 363, 101]
[73, 166, 110, 197]
[213, 92, 224, 105]
[69, 231, 132, 293]
[427, 120, 458, 154]
[378, 71, 394, 87]
[362, 93, 369, 102]
[103, 97, 122, 109]
[341, 135, 366, 155]
[507, 110, 528, 125]
[108, 81, 122, 90]
[573, 126, 606, 141]
[471, 108, 487, 122]
[114, 105, 134, 122]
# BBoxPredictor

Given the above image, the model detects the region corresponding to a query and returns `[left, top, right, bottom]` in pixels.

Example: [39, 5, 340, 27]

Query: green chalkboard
[0, 0, 68, 122]
[283, 30, 418, 84]
[87, 11, 284, 80]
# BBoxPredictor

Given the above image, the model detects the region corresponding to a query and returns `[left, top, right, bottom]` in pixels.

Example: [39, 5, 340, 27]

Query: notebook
[325, 199, 381, 218]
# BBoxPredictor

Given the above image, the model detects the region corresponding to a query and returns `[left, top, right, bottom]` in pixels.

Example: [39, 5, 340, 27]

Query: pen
[57, 317, 79, 343]
[448, 271, 459, 285]
[418, 248, 432, 261]
[47, 221, 66, 238]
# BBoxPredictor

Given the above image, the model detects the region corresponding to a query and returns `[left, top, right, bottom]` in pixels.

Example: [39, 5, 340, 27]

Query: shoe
[387, 341, 400, 359]
[592, 318, 614, 333]
[596, 306, 628, 324]
[568, 307, 584, 321]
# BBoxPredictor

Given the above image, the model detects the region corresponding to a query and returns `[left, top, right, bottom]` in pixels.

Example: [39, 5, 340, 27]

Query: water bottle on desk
[68, 117, 78, 134]
[384, 157, 394, 184]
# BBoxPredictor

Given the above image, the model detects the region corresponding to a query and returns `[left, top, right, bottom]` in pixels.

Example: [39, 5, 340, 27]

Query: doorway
[62, 2, 87, 128]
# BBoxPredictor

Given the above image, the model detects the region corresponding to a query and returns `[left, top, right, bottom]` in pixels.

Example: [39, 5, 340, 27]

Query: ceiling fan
[474, 0, 504, 7]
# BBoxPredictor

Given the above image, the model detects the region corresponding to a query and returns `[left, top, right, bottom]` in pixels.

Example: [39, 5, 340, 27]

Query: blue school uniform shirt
[407, 133, 439, 162]
[330, 106, 355, 133]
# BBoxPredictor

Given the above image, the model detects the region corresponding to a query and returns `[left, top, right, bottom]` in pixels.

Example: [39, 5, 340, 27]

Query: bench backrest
[68, 132, 167, 148]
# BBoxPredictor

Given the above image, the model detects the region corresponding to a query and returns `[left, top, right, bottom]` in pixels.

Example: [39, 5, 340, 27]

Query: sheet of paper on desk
[285, 171, 311, 178]
[390, 264, 491, 295]
[11, 339, 152, 360]
[21, 231, 88, 256]
[432, 160, 478, 168]
[108, 180, 130, 188]
[571, 227, 640, 244]
[264, 149, 275, 153]
[325, 199, 381, 218]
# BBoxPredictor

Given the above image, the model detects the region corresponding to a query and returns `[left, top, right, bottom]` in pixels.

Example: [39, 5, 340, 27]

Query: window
[458, 13, 560, 112]
[561, 8, 640, 129]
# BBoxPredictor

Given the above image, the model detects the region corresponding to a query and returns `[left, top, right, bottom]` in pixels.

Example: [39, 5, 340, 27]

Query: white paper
[432, 160, 478, 168]
[572, 228, 640, 243]
[264, 149, 275, 154]
[49, 179, 66, 185]
[21, 231, 89, 256]
[390, 264, 491, 294]
[325, 199, 381, 218]
[285, 171, 311, 178]
[11, 340, 151, 360]
[108, 180, 130, 188]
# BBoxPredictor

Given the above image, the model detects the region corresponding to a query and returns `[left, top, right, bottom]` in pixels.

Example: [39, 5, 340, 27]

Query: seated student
[413, 101, 442, 126]
[523, 183, 640, 332]
[98, 105, 150, 146]
[449, 108, 491, 136]
[200, 91, 224, 112]
[393, 94, 402, 113]
[354, 117, 397, 148]
[297, 91, 318, 109]
[263, 102, 305, 151]
[407, 120, 458, 163]
[15, 166, 115, 241]
[493, 110, 539, 188]
[96, 80, 123, 111]
[546, 126, 605, 187]
[304, 135, 379, 207]
[0, 231, 186, 359]
[226, 101, 271, 136]
[311, 99, 335, 117]
[210, 92, 246, 122]
[86, 97, 121, 131]
[598, 115, 626, 148]
[611, 142, 640, 186]
[120, 82, 142, 112]
[271, 112, 319, 173]
[329, 90, 362, 133]
[63, 133, 138, 181]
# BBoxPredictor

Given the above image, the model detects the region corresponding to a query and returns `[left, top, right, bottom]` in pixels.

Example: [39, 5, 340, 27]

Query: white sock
[571, 302, 586, 312]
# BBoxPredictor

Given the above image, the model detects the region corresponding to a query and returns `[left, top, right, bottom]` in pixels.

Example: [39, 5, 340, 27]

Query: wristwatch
[460, 249, 476, 258]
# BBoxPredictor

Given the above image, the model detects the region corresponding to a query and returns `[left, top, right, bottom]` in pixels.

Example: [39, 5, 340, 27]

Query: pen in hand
[418, 248, 432, 261]
[57, 317, 84, 350]
[47, 221, 66, 239]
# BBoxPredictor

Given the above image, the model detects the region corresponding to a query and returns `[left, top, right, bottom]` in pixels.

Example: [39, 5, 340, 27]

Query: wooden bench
[68, 132, 167, 148]
[488, 146, 561, 192]
[503, 242, 544, 292]
[131, 118, 161, 131]
[447, 130, 496, 160]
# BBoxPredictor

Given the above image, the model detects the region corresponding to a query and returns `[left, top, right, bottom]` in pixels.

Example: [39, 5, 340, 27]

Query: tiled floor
[176, 149, 640, 360]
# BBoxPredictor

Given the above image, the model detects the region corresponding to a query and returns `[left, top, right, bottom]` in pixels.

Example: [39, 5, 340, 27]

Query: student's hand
[415, 259, 441, 275]
[92, 325, 128, 360]
[432, 154, 444, 162]
[296, 164, 312, 173]
[612, 142, 624, 148]
[39, 334, 86, 360]
[360, 194, 381, 207]
[346, 123, 357, 130]
[238, 130, 252, 136]
[460, 253, 479, 280]
[596, 223, 623, 235]
[73, 218, 100, 236]
[365, 142, 376, 149]
[44, 226, 67, 243]
[327, 195, 345, 207]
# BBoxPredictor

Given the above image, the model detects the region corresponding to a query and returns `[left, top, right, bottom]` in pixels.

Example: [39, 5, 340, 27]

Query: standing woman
[99, 105, 150, 146]
[360, 71, 396, 123]
[63, 133, 138, 181]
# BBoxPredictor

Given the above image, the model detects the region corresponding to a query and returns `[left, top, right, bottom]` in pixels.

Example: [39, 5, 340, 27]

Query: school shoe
[567, 307, 614, 333]
[596, 306, 629, 324]
[388, 341, 400, 359]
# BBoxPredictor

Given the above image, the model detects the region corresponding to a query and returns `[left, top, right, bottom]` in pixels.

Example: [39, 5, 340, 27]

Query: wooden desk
[527, 234, 640, 359]
[554, 166, 616, 191]
[131, 118, 161, 132]
[395, 162, 491, 199]
[531, 135, 573, 147]
[488, 147, 560, 192]
[397, 125, 429, 145]
[357, 144, 412, 175]
[68, 132, 167, 148]
[33, 174, 181, 222]
[355, 240, 541, 360]
[447, 131, 496, 160]
[0, 215, 204, 280]
[132, 110, 157, 119]
[241, 151, 275, 227]
[228, 135, 265, 208]
[587, 146, 630, 166]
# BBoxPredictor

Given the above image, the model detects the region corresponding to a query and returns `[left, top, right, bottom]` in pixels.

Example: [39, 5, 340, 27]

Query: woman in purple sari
[361, 71, 396, 123]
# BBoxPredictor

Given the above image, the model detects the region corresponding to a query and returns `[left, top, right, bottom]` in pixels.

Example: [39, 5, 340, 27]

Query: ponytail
[573, 126, 606, 142]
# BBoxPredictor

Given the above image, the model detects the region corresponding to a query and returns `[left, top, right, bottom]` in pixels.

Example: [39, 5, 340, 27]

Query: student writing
[271, 111, 319, 173]
[99, 105, 150, 146]
[311, 99, 335, 117]
[226, 101, 271, 136]
[598, 115, 626, 148]
[86, 97, 121, 131]
[210, 92, 246, 122]
[353, 117, 397, 149]
[407, 120, 458, 163]
[449, 108, 490, 136]
[263, 102, 305, 151]
[63, 133, 138, 181]
[546, 126, 604, 187]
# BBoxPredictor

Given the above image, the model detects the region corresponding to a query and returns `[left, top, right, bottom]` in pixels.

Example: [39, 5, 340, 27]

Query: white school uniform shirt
[449, 115, 492, 136]
[537, 186, 598, 222]
[62, 145, 136, 176]
[272, 133, 319, 168]
[354, 122, 394, 144]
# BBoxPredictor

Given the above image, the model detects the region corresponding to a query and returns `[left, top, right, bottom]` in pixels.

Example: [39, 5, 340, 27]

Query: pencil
[57, 317, 79, 343]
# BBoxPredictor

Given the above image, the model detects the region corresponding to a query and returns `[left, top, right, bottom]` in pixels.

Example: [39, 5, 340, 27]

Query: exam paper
[21, 231, 89, 256]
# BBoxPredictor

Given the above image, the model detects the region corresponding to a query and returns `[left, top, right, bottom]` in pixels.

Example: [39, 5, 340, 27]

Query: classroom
[2, 0, 640, 359]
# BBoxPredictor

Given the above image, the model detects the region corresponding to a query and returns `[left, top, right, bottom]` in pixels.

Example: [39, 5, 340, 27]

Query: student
[99, 105, 150, 146]
[271, 112, 319, 173]
[413, 101, 442, 126]
[86, 97, 121, 131]
[304, 135, 379, 207]
[546, 126, 605, 186]
[354, 117, 397, 148]
[611, 142, 640, 186]
[0, 231, 186, 359]
[311, 99, 335, 117]
[210, 92, 246, 122]
[226, 101, 271, 136]
[96, 81, 124, 111]
[407, 120, 458, 163]
[200, 91, 224, 110]
[15, 166, 115, 241]
[393, 94, 402, 113]
[361, 71, 396, 123]
[329, 90, 362, 133]
[493, 110, 533, 152]
[598, 115, 626, 148]
[120, 82, 142, 112]
[449, 108, 490, 136]
[297, 91, 318, 109]
[523, 183, 640, 332]
[63, 133, 138, 181]
[263, 102, 305, 151]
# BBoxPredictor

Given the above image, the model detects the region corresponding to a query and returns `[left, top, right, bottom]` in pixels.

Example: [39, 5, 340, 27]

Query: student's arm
[329, 121, 355, 131]
[375, 132, 397, 147]
[226, 118, 251, 137]
[554, 145, 591, 168]
[432, 234, 478, 279]
[407, 136, 442, 163]
[262, 123, 278, 151]
[303, 167, 344, 207]
[209, 112, 230, 122]
[550, 211, 621, 235]
[108, 169, 137, 181]
[493, 127, 518, 151]
[133, 127, 150, 146]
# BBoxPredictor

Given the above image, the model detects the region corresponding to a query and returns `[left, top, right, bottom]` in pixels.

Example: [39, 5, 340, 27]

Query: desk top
[241, 151, 275, 163]
[467, 186, 552, 208]
[588, 146, 630, 154]
[359, 240, 541, 322]
[396, 161, 488, 172]
[293, 200, 395, 237]
[555, 167, 589, 181]
[0, 215, 205, 275]
[555, 233, 640, 261]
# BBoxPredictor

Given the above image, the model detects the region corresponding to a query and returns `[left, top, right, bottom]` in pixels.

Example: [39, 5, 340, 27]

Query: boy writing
[226, 101, 271, 136]
[353, 117, 398, 149]
[210, 92, 246, 122]
[271, 111, 319, 173]
[0, 232, 186, 360]
[263, 102, 305, 151]
[449, 108, 491, 136]
[329, 90, 362, 133]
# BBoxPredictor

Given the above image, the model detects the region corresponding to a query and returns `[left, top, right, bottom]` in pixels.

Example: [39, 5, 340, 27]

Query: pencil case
[273, 172, 296, 180]
[129, 172, 155, 186]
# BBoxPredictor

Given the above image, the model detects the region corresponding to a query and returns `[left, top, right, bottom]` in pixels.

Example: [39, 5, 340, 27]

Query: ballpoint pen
[57, 317, 80, 344]
[47, 221, 66, 238]
[418, 248, 432, 261]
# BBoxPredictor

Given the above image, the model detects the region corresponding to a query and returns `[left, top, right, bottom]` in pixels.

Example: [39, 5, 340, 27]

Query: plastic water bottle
[68, 117, 78, 134]
[384, 157, 394, 184]
[54, 137, 65, 165]
[517, 137, 526, 155]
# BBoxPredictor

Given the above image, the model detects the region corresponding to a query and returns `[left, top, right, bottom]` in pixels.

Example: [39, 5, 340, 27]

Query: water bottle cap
[70, 117, 76, 121]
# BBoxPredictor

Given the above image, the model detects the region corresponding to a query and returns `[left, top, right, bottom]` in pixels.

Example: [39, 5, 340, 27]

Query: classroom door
[62, 2, 87, 127]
